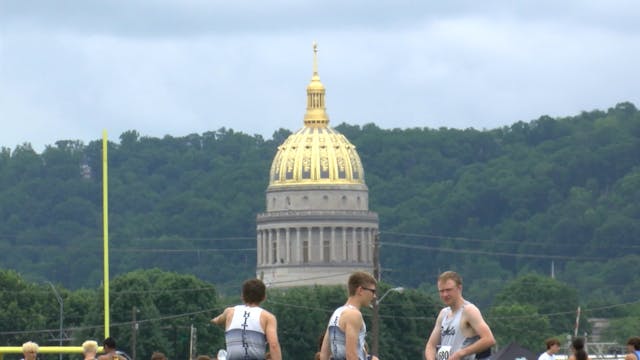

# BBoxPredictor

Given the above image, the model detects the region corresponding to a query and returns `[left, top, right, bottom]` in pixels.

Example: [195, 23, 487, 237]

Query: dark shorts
[476, 348, 492, 360]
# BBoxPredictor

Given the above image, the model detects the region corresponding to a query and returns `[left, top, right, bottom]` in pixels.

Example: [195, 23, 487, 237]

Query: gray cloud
[1, 0, 639, 151]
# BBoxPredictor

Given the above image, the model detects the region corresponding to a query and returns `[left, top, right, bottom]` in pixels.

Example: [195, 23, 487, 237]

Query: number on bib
[438, 345, 452, 360]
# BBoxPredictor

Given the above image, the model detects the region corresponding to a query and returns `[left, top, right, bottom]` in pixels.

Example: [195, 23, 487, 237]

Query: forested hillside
[1, 102, 639, 307]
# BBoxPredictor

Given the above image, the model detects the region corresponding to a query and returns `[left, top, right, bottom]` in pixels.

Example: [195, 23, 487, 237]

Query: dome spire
[313, 41, 319, 77]
[304, 41, 330, 127]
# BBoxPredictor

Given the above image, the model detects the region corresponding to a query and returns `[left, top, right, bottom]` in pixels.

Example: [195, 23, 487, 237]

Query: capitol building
[256, 45, 379, 287]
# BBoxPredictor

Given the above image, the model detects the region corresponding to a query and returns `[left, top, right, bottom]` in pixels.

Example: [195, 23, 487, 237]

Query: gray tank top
[438, 301, 480, 360]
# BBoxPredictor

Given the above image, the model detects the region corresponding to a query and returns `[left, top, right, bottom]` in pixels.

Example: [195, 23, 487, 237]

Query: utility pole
[47, 282, 64, 360]
[189, 324, 197, 360]
[371, 232, 381, 356]
[131, 306, 138, 360]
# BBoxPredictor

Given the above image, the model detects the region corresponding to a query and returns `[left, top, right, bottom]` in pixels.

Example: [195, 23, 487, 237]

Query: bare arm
[425, 310, 444, 360]
[319, 329, 331, 360]
[263, 311, 282, 360]
[452, 305, 495, 360]
[342, 309, 364, 360]
[211, 307, 233, 327]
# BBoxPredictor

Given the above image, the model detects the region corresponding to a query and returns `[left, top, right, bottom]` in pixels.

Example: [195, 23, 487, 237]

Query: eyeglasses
[362, 287, 377, 295]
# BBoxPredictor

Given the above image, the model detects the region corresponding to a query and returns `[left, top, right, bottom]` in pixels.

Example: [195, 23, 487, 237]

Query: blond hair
[438, 271, 463, 286]
[22, 341, 39, 354]
[82, 340, 98, 354]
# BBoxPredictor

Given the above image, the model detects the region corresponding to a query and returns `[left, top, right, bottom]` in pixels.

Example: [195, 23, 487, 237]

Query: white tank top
[326, 305, 367, 360]
[437, 301, 481, 360]
[225, 305, 266, 360]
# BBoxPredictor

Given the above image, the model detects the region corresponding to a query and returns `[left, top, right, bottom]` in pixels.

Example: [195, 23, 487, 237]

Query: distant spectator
[150, 352, 167, 360]
[538, 338, 561, 360]
[625, 337, 640, 360]
[97, 337, 123, 360]
[82, 340, 99, 360]
[21, 341, 39, 360]
[568, 337, 590, 360]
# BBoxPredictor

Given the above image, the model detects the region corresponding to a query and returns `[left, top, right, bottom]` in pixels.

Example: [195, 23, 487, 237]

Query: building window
[323, 240, 330, 262]
[272, 241, 277, 264]
[303, 240, 309, 263]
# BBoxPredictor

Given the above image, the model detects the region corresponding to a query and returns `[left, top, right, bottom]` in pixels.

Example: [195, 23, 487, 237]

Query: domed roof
[268, 43, 365, 187]
[269, 126, 365, 187]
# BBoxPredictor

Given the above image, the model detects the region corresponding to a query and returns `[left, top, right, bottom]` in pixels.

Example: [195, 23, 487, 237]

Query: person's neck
[449, 297, 465, 312]
[345, 297, 361, 309]
[245, 302, 260, 307]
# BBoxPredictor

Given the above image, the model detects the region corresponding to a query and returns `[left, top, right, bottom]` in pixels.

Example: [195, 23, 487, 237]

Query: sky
[1, 0, 640, 152]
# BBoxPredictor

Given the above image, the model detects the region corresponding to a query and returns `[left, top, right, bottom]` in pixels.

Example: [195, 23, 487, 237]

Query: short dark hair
[242, 278, 266, 304]
[545, 338, 560, 349]
[571, 337, 587, 360]
[347, 271, 376, 295]
[627, 337, 640, 350]
[150, 352, 167, 360]
[103, 337, 116, 349]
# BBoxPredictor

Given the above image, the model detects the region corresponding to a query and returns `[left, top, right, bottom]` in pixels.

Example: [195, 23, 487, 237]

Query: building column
[266, 229, 272, 265]
[350, 227, 358, 262]
[330, 227, 336, 262]
[319, 226, 324, 262]
[285, 228, 291, 263]
[296, 227, 302, 264]
[276, 229, 283, 264]
[366, 228, 373, 262]
[257, 230, 262, 265]
[342, 227, 348, 261]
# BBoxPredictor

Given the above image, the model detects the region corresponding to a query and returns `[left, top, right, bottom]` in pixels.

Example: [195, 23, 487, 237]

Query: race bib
[438, 345, 452, 360]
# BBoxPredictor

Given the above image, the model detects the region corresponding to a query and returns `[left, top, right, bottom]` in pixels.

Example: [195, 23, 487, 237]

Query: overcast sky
[1, 0, 639, 152]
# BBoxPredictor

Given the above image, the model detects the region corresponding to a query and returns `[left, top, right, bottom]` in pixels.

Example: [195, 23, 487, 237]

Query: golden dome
[268, 43, 365, 187]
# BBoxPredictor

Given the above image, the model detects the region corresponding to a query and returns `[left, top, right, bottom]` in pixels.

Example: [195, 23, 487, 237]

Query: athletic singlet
[437, 301, 482, 360]
[634, 350, 640, 360]
[225, 305, 267, 360]
[327, 305, 367, 360]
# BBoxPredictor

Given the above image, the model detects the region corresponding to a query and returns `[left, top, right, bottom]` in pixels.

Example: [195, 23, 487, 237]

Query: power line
[113, 248, 256, 253]
[381, 230, 640, 250]
[263, 271, 353, 286]
[381, 241, 603, 261]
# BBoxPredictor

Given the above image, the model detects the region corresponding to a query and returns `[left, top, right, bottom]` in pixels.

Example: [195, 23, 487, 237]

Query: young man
[97, 337, 121, 360]
[82, 340, 98, 360]
[538, 338, 561, 360]
[21, 341, 38, 360]
[424, 271, 495, 360]
[319, 271, 379, 360]
[625, 337, 640, 360]
[211, 278, 282, 360]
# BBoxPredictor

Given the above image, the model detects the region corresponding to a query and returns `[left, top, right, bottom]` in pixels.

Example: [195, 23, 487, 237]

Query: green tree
[488, 303, 550, 351]
[492, 274, 579, 336]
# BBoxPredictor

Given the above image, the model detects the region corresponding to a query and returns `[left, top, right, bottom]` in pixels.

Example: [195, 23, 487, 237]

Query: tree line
[0, 102, 639, 348]
[4, 268, 636, 360]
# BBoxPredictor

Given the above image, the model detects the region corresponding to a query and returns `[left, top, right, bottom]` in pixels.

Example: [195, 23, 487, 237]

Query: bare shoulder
[462, 302, 484, 320]
[340, 307, 363, 325]
[462, 302, 490, 335]
[261, 308, 277, 321]
[222, 306, 236, 319]
[436, 307, 448, 321]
